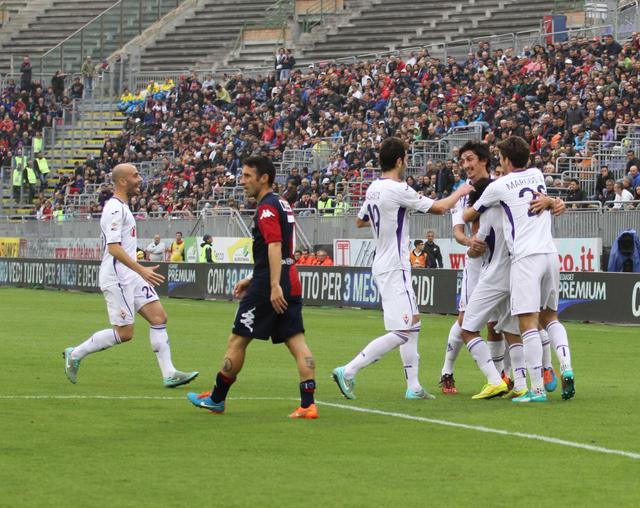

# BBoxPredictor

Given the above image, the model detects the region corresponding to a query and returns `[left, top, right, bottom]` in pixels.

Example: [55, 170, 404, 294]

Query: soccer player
[332, 137, 473, 400]
[186, 156, 318, 418]
[439, 141, 506, 395]
[464, 137, 575, 402]
[63, 164, 199, 387]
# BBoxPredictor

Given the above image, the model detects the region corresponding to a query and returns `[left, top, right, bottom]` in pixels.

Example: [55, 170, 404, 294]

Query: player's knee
[150, 309, 168, 327]
[116, 325, 134, 342]
[227, 334, 249, 352]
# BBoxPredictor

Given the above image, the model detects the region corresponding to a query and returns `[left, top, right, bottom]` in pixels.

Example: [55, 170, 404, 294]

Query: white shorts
[458, 257, 482, 312]
[494, 298, 520, 336]
[375, 270, 418, 331]
[103, 276, 160, 326]
[510, 253, 560, 315]
[462, 282, 509, 333]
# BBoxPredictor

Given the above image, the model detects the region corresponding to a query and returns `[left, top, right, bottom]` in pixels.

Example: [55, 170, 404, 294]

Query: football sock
[211, 371, 236, 403]
[399, 327, 422, 393]
[508, 343, 527, 391]
[344, 332, 407, 379]
[71, 328, 121, 360]
[546, 320, 573, 372]
[522, 329, 544, 395]
[466, 337, 502, 385]
[441, 320, 464, 376]
[487, 338, 506, 374]
[540, 329, 553, 370]
[503, 339, 512, 376]
[149, 325, 176, 379]
[300, 379, 316, 408]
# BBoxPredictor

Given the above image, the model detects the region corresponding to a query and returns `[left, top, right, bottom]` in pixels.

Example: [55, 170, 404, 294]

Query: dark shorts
[232, 290, 305, 344]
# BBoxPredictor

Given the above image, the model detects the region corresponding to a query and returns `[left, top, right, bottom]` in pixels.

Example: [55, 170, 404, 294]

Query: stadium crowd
[4, 32, 640, 219]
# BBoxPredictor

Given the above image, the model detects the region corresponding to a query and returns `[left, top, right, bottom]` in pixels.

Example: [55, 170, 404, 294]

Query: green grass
[1, 287, 639, 507]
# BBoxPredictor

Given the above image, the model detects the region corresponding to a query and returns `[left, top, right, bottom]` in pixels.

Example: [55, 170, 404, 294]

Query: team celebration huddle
[64, 135, 575, 418]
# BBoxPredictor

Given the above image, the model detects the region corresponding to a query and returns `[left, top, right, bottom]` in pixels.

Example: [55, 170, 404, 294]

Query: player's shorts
[374, 270, 418, 331]
[232, 289, 304, 344]
[103, 275, 160, 326]
[461, 282, 509, 333]
[458, 257, 482, 312]
[510, 253, 560, 315]
[494, 298, 520, 336]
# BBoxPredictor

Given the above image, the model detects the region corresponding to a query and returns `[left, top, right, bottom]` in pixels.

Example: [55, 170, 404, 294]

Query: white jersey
[99, 197, 138, 290]
[473, 167, 557, 262]
[476, 204, 511, 290]
[358, 178, 434, 276]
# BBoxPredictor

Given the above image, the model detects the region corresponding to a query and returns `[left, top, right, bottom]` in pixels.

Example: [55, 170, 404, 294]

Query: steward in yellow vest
[199, 235, 214, 263]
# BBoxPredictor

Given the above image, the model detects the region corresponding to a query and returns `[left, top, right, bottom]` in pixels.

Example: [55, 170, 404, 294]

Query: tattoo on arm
[305, 356, 316, 370]
[222, 357, 233, 373]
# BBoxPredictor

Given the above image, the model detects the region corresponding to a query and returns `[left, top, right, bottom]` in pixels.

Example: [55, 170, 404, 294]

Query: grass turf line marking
[3, 395, 639, 461]
[318, 400, 640, 461]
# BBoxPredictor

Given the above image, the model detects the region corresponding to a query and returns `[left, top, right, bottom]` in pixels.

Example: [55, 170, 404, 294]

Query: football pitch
[1, 287, 639, 507]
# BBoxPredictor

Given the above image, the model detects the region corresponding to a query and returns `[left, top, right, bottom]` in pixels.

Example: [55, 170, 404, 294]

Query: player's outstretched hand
[456, 182, 475, 196]
[139, 264, 165, 287]
[270, 284, 288, 314]
[233, 278, 251, 299]
[551, 197, 566, 216]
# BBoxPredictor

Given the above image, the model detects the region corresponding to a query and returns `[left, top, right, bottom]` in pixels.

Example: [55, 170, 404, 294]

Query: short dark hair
[570, 178, 579, 186]
[414, 239, 424, 248]
[176, 231, 183, 236]
[467, 178, 492, 206]
[243, 155, 276, 185]
[459, 141, 491, 169]
[497, 136, 531, 169]
[379, 137, 406, 171]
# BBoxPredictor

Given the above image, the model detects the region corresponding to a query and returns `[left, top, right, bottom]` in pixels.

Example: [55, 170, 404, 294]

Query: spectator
[595, 165, 611, 200]
[409, 239, 427, 268]
[612, 182, 634, 210]
[70, 77, 84, 99]
[332, 193, 350, 215]
[317, 191, 334, 215]
[145, 234, 166, 262]
[81, 56, 94, 98]
[169, 232, 186, 262]
[315, 249, 333, 266]
[567, 179, 587, 208]
[20, 56, 32, 91]
[627, 165, 640, 188]
[435, 162, 454, 197]
[601, 178, 616, 206]
[423, 230, 443, 268]
[293, 250, 302, 263]
[626, 150, 640, 173]
[51, 70, 66, 101]
[199, 234, 214, 263]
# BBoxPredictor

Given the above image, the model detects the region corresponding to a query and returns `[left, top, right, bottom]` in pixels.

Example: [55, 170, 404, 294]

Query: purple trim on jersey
[477, 204, 487, 213]
[118, 283, 134, 317]
[499, 200, 515, 240]
[112, 196, 126, 204]
[396, 207, 406, 257]
[486, 228, 496, 265]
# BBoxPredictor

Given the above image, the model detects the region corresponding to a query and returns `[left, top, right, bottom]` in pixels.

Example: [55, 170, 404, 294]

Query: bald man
[63, 164, 198, 387]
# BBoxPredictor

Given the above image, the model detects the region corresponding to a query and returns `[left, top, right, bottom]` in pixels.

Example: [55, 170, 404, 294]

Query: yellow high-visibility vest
[12, 168, 23, 186]
[26, 167, 38, 184]
[36, 157, 50, 175]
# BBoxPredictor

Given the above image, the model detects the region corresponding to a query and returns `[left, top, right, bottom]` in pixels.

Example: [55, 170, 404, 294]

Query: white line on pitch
[317, 400, 640, 461]
[2, 394, 638, 461]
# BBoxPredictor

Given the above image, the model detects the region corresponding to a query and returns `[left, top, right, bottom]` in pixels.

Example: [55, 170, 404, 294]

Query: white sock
[503, 339, 512, 376]
[399, 326, 422, 393]
[344, 332, 407, 379]
[466, 337, 502, 385]
[522, 329, 544, 395]
[441, 320, 464, 376]
[488, 339, 506, 374]
[540, 329, 553, 370]
[546, 320, 572, 372]
[508, 343, 527, 391]
[150, 325, 176, 379]
[71, 328, 121, 360]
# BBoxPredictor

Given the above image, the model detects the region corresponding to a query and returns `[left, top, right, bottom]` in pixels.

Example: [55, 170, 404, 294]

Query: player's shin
[466, 337, 503, 385]
[540, 328, 553, 370]
[487, 337, 506, 374]
[149, 325, 176, 378]
[441, 320, 464, 376]
[344, 332, 407, 378]
[211, 371, 236, 403]
[507, 342, 527, 391]
[400, 326, 422, 393]
[71, 328, 122, 360]
[522, 329, 545, 395]
[546, 320, 572, 373]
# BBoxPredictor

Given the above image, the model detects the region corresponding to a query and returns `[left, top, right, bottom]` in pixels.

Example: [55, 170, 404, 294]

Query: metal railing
[37, 0, 184, 82]
[299, 0, 343, 33]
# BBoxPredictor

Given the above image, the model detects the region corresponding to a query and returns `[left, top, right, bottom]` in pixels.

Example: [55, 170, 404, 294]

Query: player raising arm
[332, 137, 473, 401]
[63, 164, 198, 388]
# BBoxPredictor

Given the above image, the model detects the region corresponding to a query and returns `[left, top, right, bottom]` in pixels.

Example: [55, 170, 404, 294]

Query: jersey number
[367, 204, 381, 236]
[519, 185, 546, 217]
[142, 286, 156, 299]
